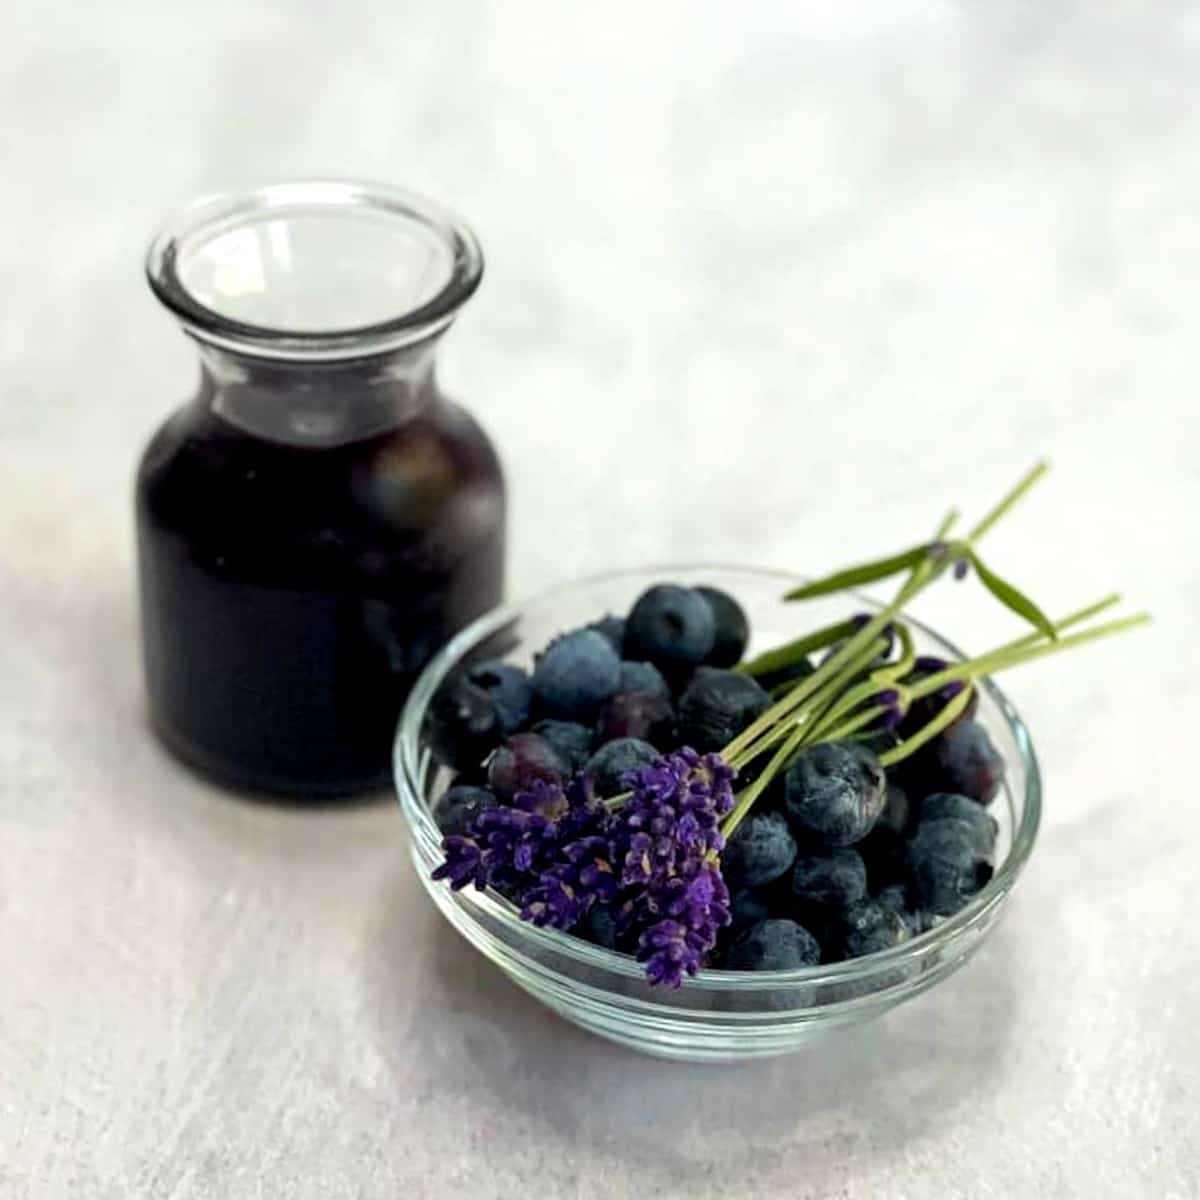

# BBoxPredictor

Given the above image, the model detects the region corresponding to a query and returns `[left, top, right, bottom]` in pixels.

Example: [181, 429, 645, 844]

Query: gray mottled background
[2, 2, 1197, 1197]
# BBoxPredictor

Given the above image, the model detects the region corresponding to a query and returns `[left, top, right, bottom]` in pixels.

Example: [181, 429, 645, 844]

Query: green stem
[934, 508, 960, 541]
[878, 687, 974, 767]
[737, 617, 859, 678]
[728, 718, 799, 770]
[721, 723, 809, 839]
[792, 635, 890, 744]
[818, 702, 895, 745]
[871, 621, 915, 686]
[966, 460, 1049, 544]
[907, 613, 1151, 702]
[807, 679, 908, 745]
[988, 593, 1121, 660]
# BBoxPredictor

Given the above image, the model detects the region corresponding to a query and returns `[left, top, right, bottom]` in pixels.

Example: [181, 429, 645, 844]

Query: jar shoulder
[137, 398, 503, 524]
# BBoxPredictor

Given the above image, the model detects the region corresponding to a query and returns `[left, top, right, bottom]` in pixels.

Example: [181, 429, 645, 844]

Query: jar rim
[145, 179, 484, 361]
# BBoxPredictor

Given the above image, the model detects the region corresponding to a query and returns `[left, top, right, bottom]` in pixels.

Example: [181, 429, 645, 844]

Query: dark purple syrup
[136, 388, 504, 797]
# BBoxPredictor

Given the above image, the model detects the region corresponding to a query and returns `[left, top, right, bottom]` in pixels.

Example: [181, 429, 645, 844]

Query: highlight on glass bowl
[394, 464, 1147, 1061]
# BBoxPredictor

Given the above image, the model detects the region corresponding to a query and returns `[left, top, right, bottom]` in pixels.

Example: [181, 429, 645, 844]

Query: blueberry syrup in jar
[137, 181, 504, 796]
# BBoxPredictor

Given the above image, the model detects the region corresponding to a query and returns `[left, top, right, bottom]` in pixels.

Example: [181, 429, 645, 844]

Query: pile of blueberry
[426, 581, 1005, 973]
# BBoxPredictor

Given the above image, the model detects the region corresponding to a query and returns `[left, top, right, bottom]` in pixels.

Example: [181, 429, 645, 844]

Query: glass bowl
[393, 566, 1041, 1062]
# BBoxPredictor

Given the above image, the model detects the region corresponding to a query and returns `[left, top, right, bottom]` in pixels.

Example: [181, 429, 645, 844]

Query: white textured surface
[2, 3, 1199, 1197]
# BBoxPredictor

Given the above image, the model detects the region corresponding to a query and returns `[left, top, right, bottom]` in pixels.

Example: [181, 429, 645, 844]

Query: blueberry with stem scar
[623, 585, 716, 673]
[465, 660, 533, 735]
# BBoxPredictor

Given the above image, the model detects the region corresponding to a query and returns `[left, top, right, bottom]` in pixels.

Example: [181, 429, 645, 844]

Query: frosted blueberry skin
[728, 887, 773, 932]
[919, 792, 998, 857]
[530, 719, 594, 772]
[676, 667, 771, 753]
[722, 811, 798, 890]
[874, 882, 924, 937]
[617, 660, 670, 697]
[836, 898, 911, 960]
[790, 848, 869, 910]
[784, 742, 887, 846]
[531, 629, 621, 720]
[623, 585, 716, 673]
[725, 919, 822, 971]
[906, 820, 994, 915]
[584, 736, 659, 797]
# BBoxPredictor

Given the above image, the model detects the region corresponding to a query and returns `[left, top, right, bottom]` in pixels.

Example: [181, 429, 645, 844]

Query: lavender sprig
[434, 749, 736, 988]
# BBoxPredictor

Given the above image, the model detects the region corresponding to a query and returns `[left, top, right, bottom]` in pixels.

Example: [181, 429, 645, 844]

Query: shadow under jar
[138, 181, 505, 798]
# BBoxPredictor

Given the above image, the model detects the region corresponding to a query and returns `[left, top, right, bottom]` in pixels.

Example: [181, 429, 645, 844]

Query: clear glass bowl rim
[394, 563, 1042, 994]
[145, 177, 484, 359]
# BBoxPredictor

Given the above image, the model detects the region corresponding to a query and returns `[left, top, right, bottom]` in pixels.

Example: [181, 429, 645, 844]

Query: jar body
[136, 361, 504, 796]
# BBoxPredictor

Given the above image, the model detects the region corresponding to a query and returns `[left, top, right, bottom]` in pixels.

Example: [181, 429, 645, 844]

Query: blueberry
[623, 584, 716, 673]
[594, 689, 675, 748]
[725, 919, 821, 971]
[855, 781, 914, 889]
[426, 675, 501, 770]
[875, 882, 924, 938]
[435, 785, 499, 836]
[676, 667, 771, 752]
[582, 905, 620, 949]
[722, 811, 797, 890]
[486, 732, 570, 800]
[875, 881, 909, 912]
[464, 659, 533, 735]
[904, 720, 1005, 807]
[617, 660, 670, 697]
[906, 820, 993, 916]
[728, 887, 772, 931]
[791, 848, 868, 910]
[919, 793, 998, 856]
[588, 614, 627, 652]
[695, 585, 749, 668]
[784, 742, 887, 846]
[876, 782, 913, 839]
[530, 719, 593, 771]
[836, 899, 911, 960]
[532, 629, 621, 719]
[584, 737, 659, 797]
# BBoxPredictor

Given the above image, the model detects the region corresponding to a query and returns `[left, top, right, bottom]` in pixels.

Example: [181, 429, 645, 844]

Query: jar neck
[195, 336, 442, 446]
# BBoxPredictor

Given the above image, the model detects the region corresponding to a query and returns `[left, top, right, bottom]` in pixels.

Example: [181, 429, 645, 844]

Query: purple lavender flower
[431, 835, 486, 891]
[432, 746, 739, 987]
[635, 861, 731, 987]
[520, 830, 620, 928]
[608, 749, 736, 985]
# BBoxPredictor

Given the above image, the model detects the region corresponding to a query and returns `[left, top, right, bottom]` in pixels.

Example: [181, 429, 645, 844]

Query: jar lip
[145, 178, 484, 361]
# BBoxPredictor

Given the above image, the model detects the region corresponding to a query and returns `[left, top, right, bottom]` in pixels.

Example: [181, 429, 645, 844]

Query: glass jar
[138, 180, 505, 797]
